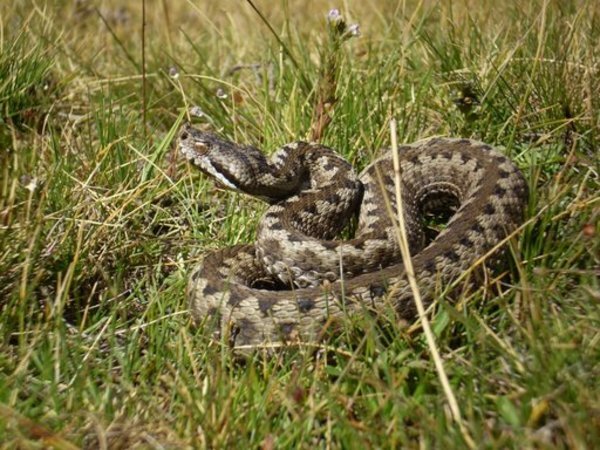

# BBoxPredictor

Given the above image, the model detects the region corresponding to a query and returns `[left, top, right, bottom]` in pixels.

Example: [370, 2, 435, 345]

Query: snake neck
[178, 124, 362, 204]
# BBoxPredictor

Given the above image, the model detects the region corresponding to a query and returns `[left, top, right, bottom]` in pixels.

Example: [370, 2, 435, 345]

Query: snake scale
[178, 123, 528, 350]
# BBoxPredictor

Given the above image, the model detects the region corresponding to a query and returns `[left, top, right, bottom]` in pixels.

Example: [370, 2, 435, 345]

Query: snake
[178, 123, 528, 350]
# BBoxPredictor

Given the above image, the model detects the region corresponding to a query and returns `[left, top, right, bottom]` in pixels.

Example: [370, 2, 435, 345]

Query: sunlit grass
[1, 0, 598, 448]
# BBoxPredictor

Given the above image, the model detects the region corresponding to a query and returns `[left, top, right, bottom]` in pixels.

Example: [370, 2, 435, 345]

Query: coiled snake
[178, 124, 528, 350]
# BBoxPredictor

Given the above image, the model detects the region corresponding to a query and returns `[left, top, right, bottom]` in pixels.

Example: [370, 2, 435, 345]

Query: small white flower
[327, 8, 342, 23]
[189, 106, 204, 117]
[215, 88, 227, 99]
[20, 175, 39, 192]
[348, 23, 361, 37]
[168, 66, 179, 79]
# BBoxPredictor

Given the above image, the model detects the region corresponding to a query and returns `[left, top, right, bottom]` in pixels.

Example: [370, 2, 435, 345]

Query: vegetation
[1, 0, 598, 448]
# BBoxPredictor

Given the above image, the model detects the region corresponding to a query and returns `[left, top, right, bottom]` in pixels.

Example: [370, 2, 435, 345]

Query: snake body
[178, 124, 528, 349]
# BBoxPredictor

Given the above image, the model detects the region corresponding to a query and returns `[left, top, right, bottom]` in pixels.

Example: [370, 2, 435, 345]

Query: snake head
[178, 123, 242, 190]
[178, 123, 304, 202]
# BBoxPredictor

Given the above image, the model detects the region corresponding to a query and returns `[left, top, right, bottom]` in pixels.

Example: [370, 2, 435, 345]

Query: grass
[0, 0, 599, 448]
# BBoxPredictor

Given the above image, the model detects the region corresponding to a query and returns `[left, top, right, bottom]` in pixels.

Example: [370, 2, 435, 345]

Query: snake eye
[180, 131, 189, 140]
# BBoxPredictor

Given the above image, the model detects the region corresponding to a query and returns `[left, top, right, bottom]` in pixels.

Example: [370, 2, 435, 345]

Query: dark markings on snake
[323, 160, 336, 171]
[321, 240, 338, 250]
[326, 192, 341, 205]
[471, 222, 484, 234]
[269, 221, 284, 231]
[287, 231, 304, 242]
[279, 322, 296, 338]
[210, 160, 238, 188]
[455, 139, 473, 146]
[227, 288, 243, 306]
[203, 283, 218, 296]
[444, 250, 460, 262]
[494, 185, 507, 196]
[440, 151, 452, 160]
[483, 204, 496, 216]
[237, 151, 252, 171]
[297, 297, 316, 312]
[304, 203, 318, 215]
[302, 248, 318, 260]
[460, 236, 474, 248]
[369, 283, 387, 298]
[191, 269, 203, 282]
[258, 298, 276, 316]
[235, 318, 258, 342]
[228, 325, 241, 347]
[498, 169, 510, 179]
[517, 184, 528, 199]
[494, 223, 506, 236]
[423, 260, 437, 274]
[353, 238, 367, 250]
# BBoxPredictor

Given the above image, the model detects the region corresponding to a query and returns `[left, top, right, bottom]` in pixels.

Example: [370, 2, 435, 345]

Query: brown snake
[178, 123, 528, 350]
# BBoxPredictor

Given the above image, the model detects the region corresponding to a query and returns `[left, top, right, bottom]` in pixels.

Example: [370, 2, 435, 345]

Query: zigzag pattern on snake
[178, 123, 528, 350]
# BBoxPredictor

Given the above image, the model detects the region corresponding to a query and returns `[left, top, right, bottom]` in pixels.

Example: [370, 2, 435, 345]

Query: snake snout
[179, 122, 193, 141]
[179, 122, 201, 142]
